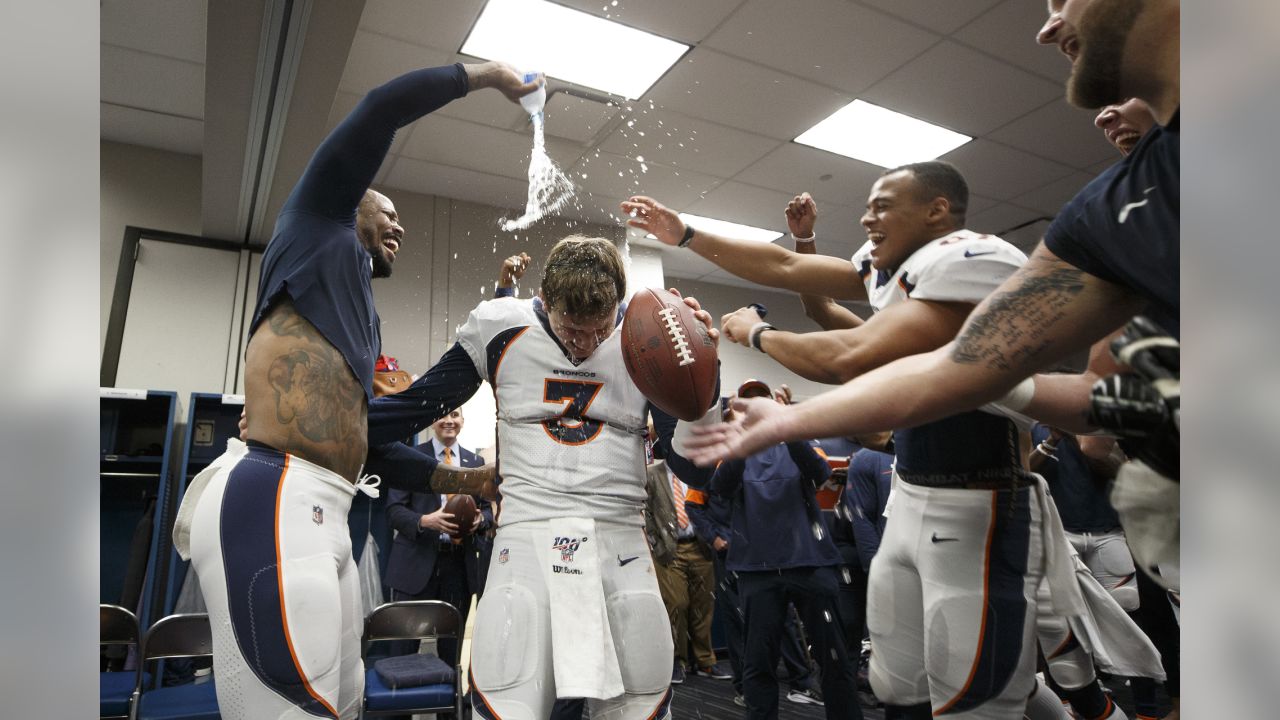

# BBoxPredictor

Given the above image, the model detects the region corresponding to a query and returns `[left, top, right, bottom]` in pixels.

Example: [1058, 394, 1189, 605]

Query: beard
[371, 251, 393, 279]
[1068, 0, 1144, 109]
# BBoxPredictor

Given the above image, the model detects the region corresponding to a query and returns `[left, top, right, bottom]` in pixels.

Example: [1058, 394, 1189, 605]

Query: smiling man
[175, 60, 540, 720]
[624, 163, 1059, 718]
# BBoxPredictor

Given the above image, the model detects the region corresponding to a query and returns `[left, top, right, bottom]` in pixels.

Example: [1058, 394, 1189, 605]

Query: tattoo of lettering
[267, 343, 361, 444]
[951, 264, 1086, 371]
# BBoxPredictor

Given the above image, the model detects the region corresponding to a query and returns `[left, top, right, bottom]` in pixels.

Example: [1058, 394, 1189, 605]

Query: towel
[1066, 552, 1166, 680]
[536, 517, 625, 699]
[1032, 475, 1087, 618]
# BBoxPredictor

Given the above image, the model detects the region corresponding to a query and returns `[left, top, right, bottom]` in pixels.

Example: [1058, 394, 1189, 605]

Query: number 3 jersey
[456, 296, 652, 528]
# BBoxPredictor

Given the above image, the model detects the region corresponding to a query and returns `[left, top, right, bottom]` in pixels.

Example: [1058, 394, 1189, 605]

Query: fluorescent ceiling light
[461, 0, 688, 100]
[794, 100, 972, 168]
[678, 213, 782, 244]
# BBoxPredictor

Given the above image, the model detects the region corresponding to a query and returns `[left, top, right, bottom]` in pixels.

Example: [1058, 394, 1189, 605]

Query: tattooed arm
[684, 243, 1148, 462]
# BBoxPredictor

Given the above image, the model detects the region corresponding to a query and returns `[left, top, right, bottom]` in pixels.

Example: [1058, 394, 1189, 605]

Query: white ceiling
[100, 0, 1114, 288]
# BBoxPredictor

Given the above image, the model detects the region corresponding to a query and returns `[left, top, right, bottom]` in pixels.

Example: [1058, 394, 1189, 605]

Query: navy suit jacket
[384, 441, 494, 597]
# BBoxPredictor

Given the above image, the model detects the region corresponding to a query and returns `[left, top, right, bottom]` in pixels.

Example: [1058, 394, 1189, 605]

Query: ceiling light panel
[794, 99, 972, 168]
[678, 213, 782, 244]
[461, 0, 689, 100]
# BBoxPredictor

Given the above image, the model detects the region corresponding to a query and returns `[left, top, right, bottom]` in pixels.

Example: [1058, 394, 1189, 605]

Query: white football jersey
[850, 229, 1027, 312]
[456, 297, 650, 527]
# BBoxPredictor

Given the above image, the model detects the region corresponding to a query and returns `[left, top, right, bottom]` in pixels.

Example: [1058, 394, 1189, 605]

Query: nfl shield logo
[498, 548, 509, 564]
[312, 505, 324, 525]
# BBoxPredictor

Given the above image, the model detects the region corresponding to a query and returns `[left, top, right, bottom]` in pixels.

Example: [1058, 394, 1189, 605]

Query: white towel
[172, 437, 248, 560]
[536, 517, 625, 700]
[1032, 475, 1088, 618]
[1067, 552, 1166, 680]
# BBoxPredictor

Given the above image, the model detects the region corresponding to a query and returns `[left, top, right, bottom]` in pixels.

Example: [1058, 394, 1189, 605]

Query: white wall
[100, 141, 203, 356]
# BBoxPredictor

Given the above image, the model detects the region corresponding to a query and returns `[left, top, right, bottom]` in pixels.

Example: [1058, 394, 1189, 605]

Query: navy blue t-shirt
[1045, 111, 1179, 338]
[1032, 425, 1121, 533]
[252, 64, 470, 399]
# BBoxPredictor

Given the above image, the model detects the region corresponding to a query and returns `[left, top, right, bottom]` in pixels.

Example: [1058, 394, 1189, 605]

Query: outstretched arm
[621, 195, 868, 303]
[686, 243, 1146, 462]
[718, 296, 972, 384]
[286, 61, 538, 221]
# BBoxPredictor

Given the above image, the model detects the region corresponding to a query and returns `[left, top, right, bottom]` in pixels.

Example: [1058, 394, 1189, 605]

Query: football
[621, 287, 718, 421]
[443, 494, 478, 538]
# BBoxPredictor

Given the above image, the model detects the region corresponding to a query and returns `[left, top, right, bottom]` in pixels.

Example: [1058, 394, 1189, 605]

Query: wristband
[678, 224, 696, 248]
[791, 233, 816, 244]
[748, 322, 776, 352]
[998, 377, 1035, 412]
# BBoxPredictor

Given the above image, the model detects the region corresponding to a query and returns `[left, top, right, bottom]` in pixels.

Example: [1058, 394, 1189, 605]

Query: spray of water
[500, 114, 576, 232]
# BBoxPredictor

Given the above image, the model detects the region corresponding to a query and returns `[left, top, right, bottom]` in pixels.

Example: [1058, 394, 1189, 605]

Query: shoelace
[354, 472, 381, 499]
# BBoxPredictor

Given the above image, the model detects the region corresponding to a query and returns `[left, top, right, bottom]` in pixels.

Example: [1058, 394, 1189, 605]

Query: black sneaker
[786, 688, 824, 706]
[671, 663, 686, 685]
[693, 662, 732, 680]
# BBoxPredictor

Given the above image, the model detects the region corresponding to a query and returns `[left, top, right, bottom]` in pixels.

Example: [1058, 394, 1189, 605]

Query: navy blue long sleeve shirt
[841, 449, 894, 572]
[711, 440, 840, 572]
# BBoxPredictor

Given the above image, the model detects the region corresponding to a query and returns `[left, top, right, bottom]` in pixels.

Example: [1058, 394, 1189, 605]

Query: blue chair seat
[137, 680, 220, 720]
[364, 668, 454, 712]
[100, 671, 147, 717]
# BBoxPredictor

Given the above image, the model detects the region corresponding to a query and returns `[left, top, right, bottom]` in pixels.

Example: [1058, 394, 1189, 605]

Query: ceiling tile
[685, 182, 797, 233]
[100, 103, 204, 156]
[543, 92, 622, 144]
[736, 143, 885, 207]
[385, 156, 530, 212]
[401, 114, 582, 181]
[357, 0, 484, 54]
[860, 40, 1062, 136]
[598, 107, 780, 178]
[702, 0, 938, 94]
[988, 98, 1117, 170]
[571, 151, 722, 210]
[1001, 218, 1054, 254]
[1010, 171, 1095, 216]
[337, 30, 452, 96]
[860, 0, 1004, 35]
[952, 0, 1068, 83]
[645, 49, 851, 140]
[102, 0, 207, 64]
[967, 203, 1046, 239]
[101, 45, 205, 120]
[553, 0, 744, 44]
[941, 139, 1075, 201]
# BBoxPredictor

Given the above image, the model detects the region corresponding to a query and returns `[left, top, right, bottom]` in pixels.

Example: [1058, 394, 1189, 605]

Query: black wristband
[678, 224, 696, 248]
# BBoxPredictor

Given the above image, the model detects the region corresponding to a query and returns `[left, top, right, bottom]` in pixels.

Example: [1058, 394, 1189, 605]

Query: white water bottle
[520, 71, 546, 117]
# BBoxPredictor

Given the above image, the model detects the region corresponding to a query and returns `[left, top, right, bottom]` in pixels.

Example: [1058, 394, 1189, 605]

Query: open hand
[620, 196, 685, 247]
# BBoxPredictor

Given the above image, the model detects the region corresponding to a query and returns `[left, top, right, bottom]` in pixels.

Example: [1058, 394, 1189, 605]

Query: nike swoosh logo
[1118, 186, 1156, 224]
[618, 555, 640, 566]
[930, 532, 958, 544]
[963, 250, 995, 258]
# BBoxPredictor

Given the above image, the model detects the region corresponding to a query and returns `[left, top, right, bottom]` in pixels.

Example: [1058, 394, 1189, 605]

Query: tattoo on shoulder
[950, 264, 1086, 370]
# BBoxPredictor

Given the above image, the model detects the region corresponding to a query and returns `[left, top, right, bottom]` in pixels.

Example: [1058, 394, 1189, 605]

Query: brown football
[621, 288, 718, 421]
[443, 494, 478, 538]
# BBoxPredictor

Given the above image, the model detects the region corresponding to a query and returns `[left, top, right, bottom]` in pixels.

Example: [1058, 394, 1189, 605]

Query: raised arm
[286, 61, 538, 221]
[621, 195, 868, 303]
[786, 193, 867, 330]
[686, 243, 1147, 462]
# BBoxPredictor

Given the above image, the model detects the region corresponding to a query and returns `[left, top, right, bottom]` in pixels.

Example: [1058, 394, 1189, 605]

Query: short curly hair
[540, 235, 627, 319]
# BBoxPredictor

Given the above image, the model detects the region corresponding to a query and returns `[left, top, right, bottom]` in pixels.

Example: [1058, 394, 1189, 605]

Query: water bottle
[520, 71, 546, 117]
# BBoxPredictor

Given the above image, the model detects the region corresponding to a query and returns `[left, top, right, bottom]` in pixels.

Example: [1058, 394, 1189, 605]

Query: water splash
[500, 114, 576, 232]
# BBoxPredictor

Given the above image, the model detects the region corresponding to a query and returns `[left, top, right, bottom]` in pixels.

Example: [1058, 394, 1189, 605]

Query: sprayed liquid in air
[500, 114, 576, 232]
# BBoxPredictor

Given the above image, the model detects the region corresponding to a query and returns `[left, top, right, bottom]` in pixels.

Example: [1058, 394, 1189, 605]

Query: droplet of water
[811, 522, 824, 540]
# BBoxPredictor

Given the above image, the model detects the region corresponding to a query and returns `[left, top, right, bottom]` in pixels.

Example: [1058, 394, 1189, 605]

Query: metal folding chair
[361, 600, 463, 719]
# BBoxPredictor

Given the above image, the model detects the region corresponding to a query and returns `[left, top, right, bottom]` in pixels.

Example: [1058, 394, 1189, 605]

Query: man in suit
[384, 407, 492, 661]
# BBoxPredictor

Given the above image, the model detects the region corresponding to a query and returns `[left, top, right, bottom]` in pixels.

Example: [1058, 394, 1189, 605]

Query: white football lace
[659, 306, 696, 367]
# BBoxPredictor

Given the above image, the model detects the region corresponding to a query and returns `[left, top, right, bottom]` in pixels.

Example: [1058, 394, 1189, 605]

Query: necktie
[442, 446, 462, 544]
[443, 446, 454, 465]
[671, 473, 689, 530]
